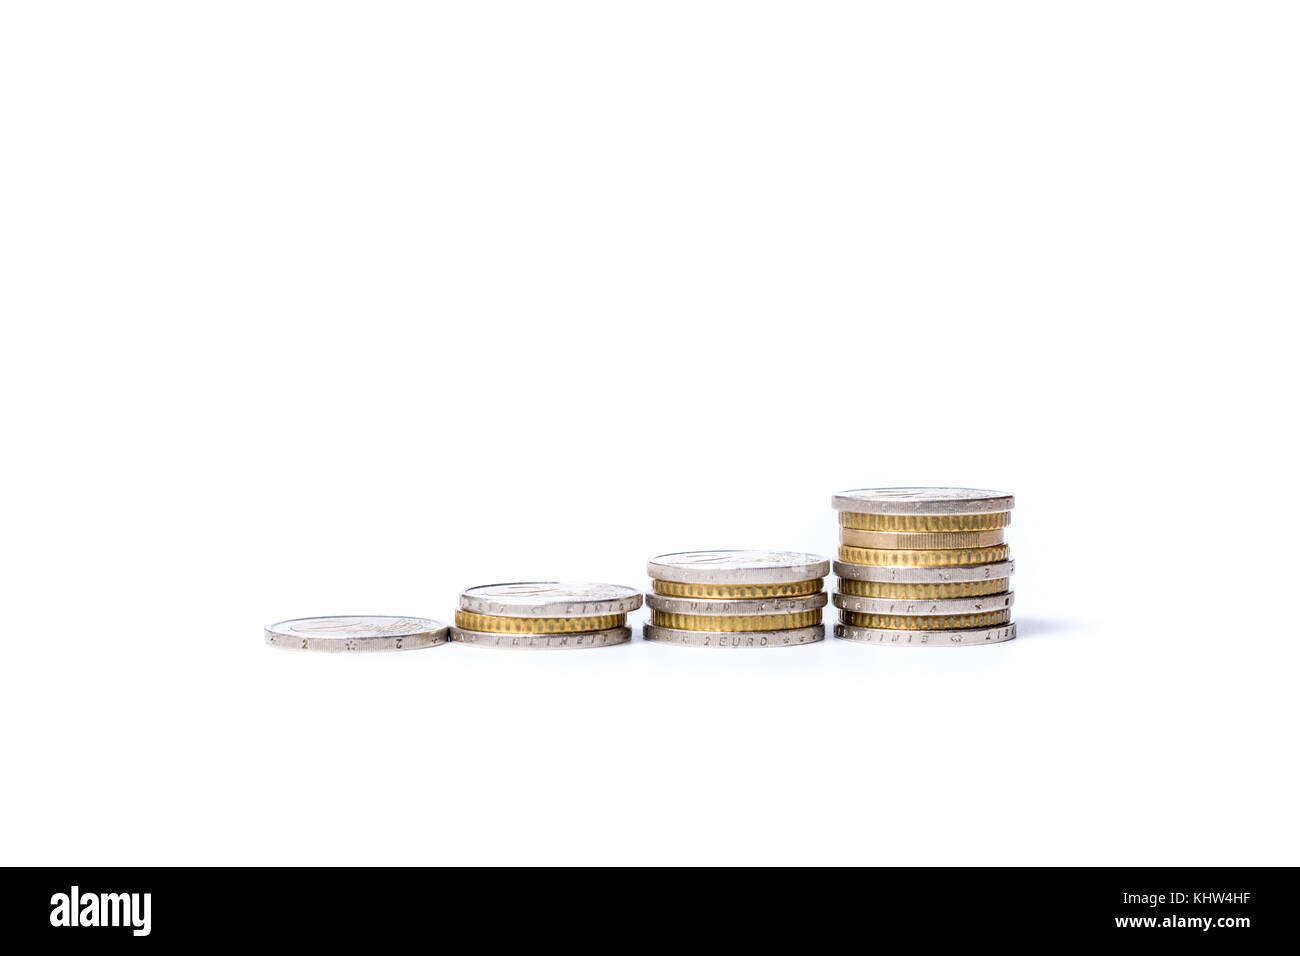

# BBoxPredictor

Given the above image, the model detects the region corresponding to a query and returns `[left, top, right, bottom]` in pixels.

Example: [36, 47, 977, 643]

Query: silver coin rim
[264, 615, 449, 652]
[834, 621, 1017, 647]
[833, 559, 1015, 583]
[458, 581, 643, 617]
[449, 624, 631, 650]
[832, 590, 1014, 616]
[642, 623, 825, 648]
[831, 488, 1014, 515]
[645, 591, 828, 616]
[647, 550, 830, 585]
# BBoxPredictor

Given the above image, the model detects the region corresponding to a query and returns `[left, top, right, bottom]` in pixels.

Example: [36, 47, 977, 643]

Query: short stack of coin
[450, 582, 642, 649]
[643, 550, 829, 648]
[832, 488, 1016, 647]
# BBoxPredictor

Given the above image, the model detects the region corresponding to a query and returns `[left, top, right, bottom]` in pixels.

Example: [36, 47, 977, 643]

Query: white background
[2, 2, 1296, 865]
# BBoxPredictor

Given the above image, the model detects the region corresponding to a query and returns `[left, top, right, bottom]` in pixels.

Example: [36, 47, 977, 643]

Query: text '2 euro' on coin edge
[643, 623, 825, 648]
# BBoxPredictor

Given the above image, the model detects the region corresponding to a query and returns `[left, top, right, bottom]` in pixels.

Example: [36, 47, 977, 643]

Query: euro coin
[643, 623, 825, 648]
[839, 609, 1012, 630]
[832, 487, 1014, 515]
[458, 581, 642, 617]
[264, 615, 448, 652]
[838, 544, 1010, 567]
[832, 591, 1013, 616]
[833, 558, 1015, 583]
[651, 579, 823, 600]
[450, 625, 631, 650]
[647, 550, 829, 585]
[453, 610, 626, 633]
[835, 622, 1016, 647]
[838, 528, 1004, 550]
[838, 511, 1011, 532]
[645, 592, 827, 617]
[837, 577, 1010, 599]
[651, 609, 824, 632]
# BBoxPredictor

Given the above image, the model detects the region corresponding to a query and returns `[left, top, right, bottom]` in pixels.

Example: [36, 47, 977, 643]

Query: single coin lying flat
[264, 616, 448, 652]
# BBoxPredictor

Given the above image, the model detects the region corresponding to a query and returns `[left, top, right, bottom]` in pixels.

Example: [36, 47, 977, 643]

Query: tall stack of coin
[450, 582, 642, 649]
[832, 488, 1016, 647]
[643, 550, 829, 648]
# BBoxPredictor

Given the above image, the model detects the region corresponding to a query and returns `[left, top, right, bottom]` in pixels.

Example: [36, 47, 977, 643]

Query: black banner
[4, 867, 1290, 947]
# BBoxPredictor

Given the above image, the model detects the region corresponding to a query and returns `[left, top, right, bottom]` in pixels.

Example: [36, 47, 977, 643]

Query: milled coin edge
[834, 621, 1017, 647]
[832, 559, 1015, 583]
[831, 590, 1015, 616]
[449, 624, 632, 650]
[644, 591, 829, 616]
[642, 623, 825, 648]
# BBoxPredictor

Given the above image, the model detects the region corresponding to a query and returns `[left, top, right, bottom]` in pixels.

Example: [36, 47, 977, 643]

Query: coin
[643, 623, 825, 648]
[832, 591, 1013, 616]
[835, 622, 1016, 647]
[839, 511, 1011, 532]
[645, 591, 828, 617]
[839, 609, 1012, 629]
[833, 559, 1015, 583]
[458, 581, 642, 617]
[652, 579, 823, 600]
[647, 550, 829, 585]
[453, 610, 626, 634]
[651, 609, 824, 632]
[838, 544, 1010, 567]
[264, 615, 448, 653]
[832, 488, 1014, 515]
[838, 528, 1005, 549]
[450, 625, 631, 650]
[837, 577, 1010, 599]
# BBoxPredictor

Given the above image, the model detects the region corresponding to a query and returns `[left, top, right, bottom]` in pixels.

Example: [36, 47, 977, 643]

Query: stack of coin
[643, 550, 830, 648]
[451, 582, 642, 649]
[831, 488, 1016, 647]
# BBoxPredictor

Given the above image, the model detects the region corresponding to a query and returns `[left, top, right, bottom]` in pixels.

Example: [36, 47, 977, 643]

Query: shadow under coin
[1013, 616, 1082, 639]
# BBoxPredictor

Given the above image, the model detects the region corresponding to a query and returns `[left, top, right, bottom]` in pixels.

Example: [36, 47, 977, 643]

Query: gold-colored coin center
[837, 578, 1011, 599]
[838, 544, 1010, 568]
[839, 528, 1005, 549]
[838, 511, 1011, 532]
[650, 609, 823, 632]
[652, 579, 823, 599]
[454, 610, 626, 634]
[840, 609, 1011, 630]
